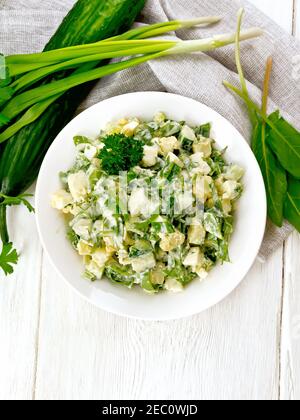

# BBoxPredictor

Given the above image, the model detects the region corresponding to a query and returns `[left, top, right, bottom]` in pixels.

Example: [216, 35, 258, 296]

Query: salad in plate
[51, 113, 244, 293]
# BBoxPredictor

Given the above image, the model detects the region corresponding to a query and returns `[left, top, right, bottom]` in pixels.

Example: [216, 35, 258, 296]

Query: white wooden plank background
[0, 0, 299, 401]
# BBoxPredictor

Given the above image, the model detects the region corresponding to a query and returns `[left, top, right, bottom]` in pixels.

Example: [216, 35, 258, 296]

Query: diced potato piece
[121, 120, 139, 136]
[62, 206, 73, 215]
[142, 145, 159, 167]
[118, 250, 131, 266]
[86, 260, 104, 280]
[150, 265, 165, 286]
[190, 153, 211, 175]
[72, 219, 92, 241]
[105, 122, 121, 135]
[117, 118, 128, 126]
[175, 192, 194, 213]
[190, 152, 203, 163]
[215, 176, 224, 194]
[93, 220, 103, 232]
[164, 278, 183, 293]
[183, 248, 201, 267]
[103, 237, 118, 254]
[195, 267, 209, 281]
[68, 171, 89, 202]
[222, 199, 232, 215]
[128, 188, 150, 217]
[193, 138, 212, 158]
[183, 249, 208, 279]
[92, 248, 111, 267]
[221, 180, 241, 200]
[160, 231, 185, 252]
[69, 205, 82, 216]
[84, 145, 97, 161]
[188, 222, 206, 245]
[154, 112, 167, 124]
[157, 136, 180, 156]
[128, 188, 158, 218]
[128, 188, 147, 217]
[167, 152, 184, 168]
[51, 189, 73, 211]
[131, 253, 156, 273]
[77, 240, 93, 256]
[193, 175, 213, 202]
[224, 165, 245, 181]
[206, 198, 214, 209]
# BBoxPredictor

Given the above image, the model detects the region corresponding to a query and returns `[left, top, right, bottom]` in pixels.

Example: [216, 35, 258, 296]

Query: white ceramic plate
[36, 92, 266, 320]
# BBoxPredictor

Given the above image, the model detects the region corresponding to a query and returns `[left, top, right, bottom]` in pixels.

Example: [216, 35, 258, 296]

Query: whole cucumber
[0, 0, 146, 194]
[0, 0, 145, 242]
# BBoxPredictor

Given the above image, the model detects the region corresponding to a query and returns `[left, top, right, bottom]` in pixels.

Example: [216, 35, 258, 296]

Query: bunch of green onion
[0, 17, 263, 143]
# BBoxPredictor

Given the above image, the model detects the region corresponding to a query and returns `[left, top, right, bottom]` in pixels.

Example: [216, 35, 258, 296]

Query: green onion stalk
[5, 17, 222, 75]
[222, 9, 274, 127]
[0, 25, 262, 143]
[0, 16, 222, 138]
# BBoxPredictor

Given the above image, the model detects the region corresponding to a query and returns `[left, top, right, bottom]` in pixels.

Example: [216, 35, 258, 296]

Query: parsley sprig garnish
[0, 243, 18, 276]
[0, 193, 34, 276]
[99, 134, 144, 176]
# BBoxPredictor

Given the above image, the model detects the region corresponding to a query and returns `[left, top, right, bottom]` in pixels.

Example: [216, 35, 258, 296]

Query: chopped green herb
[99, 134, 144, 175]
[73, 135, 92, 146]
[195, 122, 211, 138]
[67, 229, 80, 249]
[105, 262, 135, 287]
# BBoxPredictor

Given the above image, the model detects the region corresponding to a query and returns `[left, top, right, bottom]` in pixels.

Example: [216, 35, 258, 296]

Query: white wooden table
[0, 0, 299, 401]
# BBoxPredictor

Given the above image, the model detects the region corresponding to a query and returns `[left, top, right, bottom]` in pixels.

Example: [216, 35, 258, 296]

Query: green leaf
[0, 95, 59, 144]
[284, 176, 300, 232]
[105, 262, 135, 288]
[267, 111, 300, 179]
[0, 86, 14, 105]
[166, 263, 196, 286]
[0, 242, 18, 276]
[252, 120, 287, 226]
[218, 216, 234, 263]
[0, 193, 35, 213]
[73, 135, 91, 146]
[195, 122, 211, 138]
[141, 273, 157, 294]
[0, 112, 10, 127]
[0, 76, 12, 88]
[204, 211, 223, 239]
[66, 228, 80, 250]
[181, 138, 194, 153]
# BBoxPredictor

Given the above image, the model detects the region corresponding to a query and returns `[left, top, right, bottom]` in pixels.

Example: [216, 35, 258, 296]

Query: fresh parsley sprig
[0, 193, 34, 276]
[99, 134, 144, 175]
[0, 242, 18, 276]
